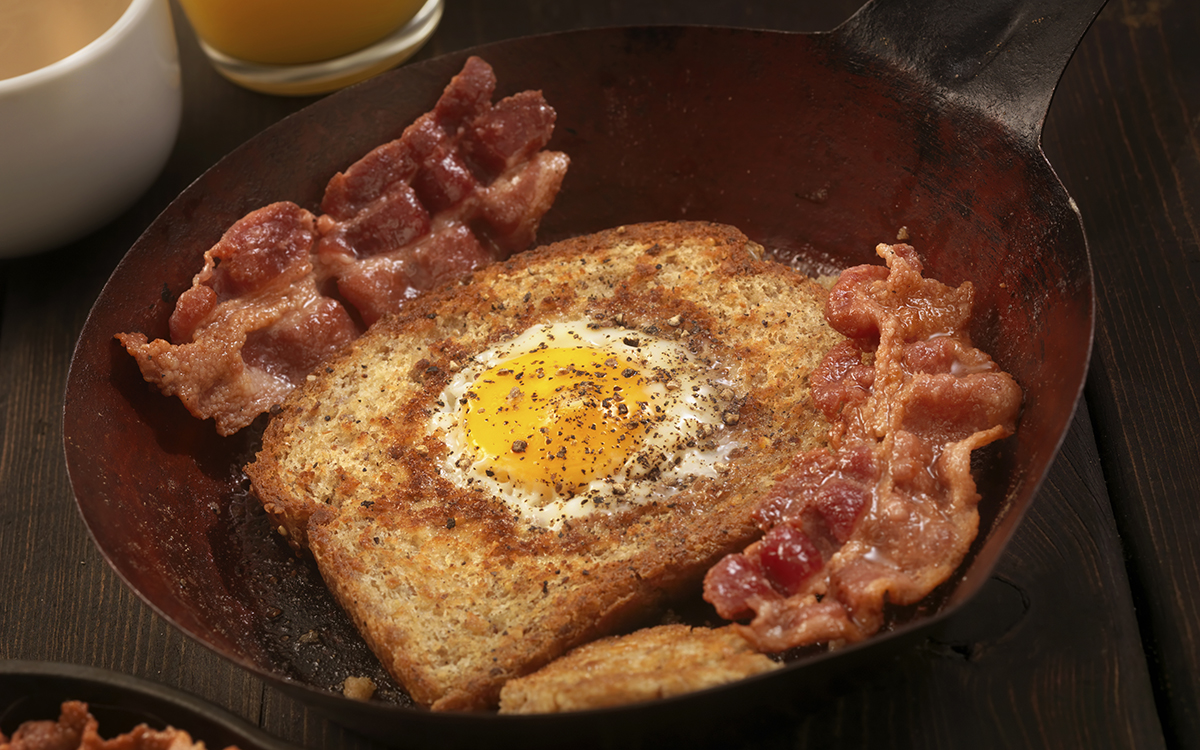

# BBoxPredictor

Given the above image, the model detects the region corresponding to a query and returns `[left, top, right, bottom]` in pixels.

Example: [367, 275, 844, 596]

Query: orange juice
[177, 0, 426, 65]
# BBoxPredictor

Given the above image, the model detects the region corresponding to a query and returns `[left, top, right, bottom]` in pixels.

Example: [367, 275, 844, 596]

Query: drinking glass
[177, 0, 443, 96]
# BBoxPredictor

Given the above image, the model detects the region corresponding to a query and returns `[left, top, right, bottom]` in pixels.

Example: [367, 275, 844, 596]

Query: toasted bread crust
[246, 221, 844, 710]
[497, 624, 780, 713]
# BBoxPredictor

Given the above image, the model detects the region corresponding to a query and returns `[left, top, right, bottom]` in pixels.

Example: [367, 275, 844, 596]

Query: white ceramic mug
[0, 0, 182, 258]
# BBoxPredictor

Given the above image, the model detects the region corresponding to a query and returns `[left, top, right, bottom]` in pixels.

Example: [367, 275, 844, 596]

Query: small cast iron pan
[63, 0, 1102, 747]
[0, 661, 292, 750]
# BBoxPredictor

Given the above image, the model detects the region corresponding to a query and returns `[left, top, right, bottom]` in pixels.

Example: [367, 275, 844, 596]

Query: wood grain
[1, 0, 1192, 748]
[1042, 1, 1200, 747]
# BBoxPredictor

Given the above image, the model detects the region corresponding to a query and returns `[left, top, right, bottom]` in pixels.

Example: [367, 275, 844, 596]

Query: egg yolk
[461, 346, 657, 497]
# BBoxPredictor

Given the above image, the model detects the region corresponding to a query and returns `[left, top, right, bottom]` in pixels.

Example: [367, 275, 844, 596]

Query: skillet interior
[64, 15, 1094, 750]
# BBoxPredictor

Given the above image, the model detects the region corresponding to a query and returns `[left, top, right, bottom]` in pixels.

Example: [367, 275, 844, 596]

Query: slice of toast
[246, 221, 844, 710]
[497, 624, 781, 713]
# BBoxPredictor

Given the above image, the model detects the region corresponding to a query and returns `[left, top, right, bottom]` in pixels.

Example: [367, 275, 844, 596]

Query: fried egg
[430, 320, 740, 527]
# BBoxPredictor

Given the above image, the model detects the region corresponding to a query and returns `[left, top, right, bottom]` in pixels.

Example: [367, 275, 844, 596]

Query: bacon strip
[117, 203, 359, 435]
[703, 243, 1022, 651]
[0, 700, 228, 750]
[118, 57, 569, 435]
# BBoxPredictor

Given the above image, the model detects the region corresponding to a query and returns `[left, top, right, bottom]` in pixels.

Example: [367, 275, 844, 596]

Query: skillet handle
[835, 0, 1108, 141]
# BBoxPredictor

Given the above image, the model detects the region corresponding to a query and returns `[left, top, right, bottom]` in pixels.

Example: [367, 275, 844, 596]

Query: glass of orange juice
[177, 0, 442, 95]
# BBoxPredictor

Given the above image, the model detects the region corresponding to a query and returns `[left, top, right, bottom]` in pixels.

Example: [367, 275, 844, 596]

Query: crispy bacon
[0, 700, 92, 750]
[117, 203, 359, 435]
[118, 57, 569, 435]
[0, 700, 230, 750]
[704, 243, 1022, 652]
[332, 220, 494, 326]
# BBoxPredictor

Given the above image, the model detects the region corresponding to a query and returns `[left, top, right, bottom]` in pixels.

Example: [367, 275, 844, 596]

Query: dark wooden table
[2, 1, 1197, 748]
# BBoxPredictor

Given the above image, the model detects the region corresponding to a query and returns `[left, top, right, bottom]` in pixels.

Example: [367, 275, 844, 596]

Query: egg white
[429, 320, 741, 528]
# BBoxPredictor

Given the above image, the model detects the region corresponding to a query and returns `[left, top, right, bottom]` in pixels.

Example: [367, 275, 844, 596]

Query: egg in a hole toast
[245, 221, 844, 710]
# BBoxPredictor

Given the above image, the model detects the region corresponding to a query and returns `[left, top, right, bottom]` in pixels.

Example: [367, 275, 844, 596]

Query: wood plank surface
[1041, 2, 1200, 747]
[1, 0, 1193, 748]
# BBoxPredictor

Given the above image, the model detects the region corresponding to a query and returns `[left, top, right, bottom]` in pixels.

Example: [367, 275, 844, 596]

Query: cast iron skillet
[63, 0, 1102, 747]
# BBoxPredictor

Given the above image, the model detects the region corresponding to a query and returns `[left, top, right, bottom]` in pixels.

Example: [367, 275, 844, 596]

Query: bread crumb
[342, 675, 377, 701]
